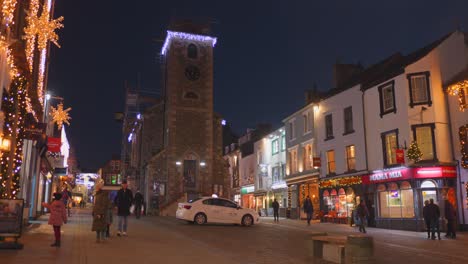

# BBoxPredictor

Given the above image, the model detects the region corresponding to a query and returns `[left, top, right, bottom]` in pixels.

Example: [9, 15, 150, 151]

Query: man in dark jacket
[427, 198, 441, 240]
[114, 180, 133, 236]
[134, 190, 144, 219]
[303, 196, 314, 226]
[422, 200, 431, 239]
[444, 200, 456, 239]
[272, 199, 280, 222]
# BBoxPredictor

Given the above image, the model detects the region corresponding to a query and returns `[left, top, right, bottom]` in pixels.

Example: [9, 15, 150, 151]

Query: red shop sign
[362, 167, 411, 184]
[47, 137, 61, 153]
[396, 149, 405, 164]
[413, 166, 457, 179]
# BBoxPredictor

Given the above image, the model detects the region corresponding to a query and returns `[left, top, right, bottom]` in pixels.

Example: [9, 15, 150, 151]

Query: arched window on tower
[187, 43, 198, 59]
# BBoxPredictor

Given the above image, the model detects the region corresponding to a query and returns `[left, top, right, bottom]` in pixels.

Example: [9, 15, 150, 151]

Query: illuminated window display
[378, 181, 414, 218]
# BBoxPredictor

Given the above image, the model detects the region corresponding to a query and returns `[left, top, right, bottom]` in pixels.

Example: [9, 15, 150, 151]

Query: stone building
[145, 21, 227, 216]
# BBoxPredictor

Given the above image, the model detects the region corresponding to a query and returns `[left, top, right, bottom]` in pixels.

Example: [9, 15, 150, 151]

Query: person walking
[62, 186, 72, 217]
[356, 200, 369, 233]
[92, 180, 110, 243]
[422, 200, 431, 239]
[303, 196, 314, 226]
[106, 193, 114, 238]
[134, 189, 144, 219]
[114, 180, 133, 236]
[444, 200, 457, 239]
[427, 198, 441, 240]
[42, 193, 67, 247]
[272, 199, 280, 222]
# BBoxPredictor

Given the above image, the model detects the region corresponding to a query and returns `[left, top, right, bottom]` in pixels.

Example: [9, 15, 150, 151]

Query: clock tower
[158, 21, 222, 209]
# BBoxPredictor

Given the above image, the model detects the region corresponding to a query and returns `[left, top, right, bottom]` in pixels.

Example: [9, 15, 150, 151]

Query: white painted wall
[316, 85, 367, 177]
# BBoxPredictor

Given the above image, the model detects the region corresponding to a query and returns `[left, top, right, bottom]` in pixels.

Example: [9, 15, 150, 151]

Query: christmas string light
[447, 80, 468, 112]
[1, 0, 17, 26]
[161, 30, 217, 55]
[23, 0, 39, 72]
[460, 125, 468, 169]
[319, 176, 362, 189]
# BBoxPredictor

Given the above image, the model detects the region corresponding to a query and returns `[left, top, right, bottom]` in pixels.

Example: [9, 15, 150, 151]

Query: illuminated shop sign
[363, 166, 457, 184]
[241, 186, 255, 194]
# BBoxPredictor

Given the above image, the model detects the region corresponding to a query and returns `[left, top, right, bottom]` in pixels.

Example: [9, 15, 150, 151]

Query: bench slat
[311, 235, 346, 244]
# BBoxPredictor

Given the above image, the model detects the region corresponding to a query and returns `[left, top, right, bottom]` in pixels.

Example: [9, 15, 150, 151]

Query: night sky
[47, 0, 468, 170]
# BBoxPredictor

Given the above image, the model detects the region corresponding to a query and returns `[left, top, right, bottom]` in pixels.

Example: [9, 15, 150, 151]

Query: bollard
[345, 235, 375, 264]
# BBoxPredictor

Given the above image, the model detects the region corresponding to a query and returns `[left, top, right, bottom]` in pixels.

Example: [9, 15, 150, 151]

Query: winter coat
[45, 200, 67, 226]
[303, 199, 313, 213]
[444, 201, 456, 220]
[272, 201, 280, 211]
[114, 188, 133, 216]
[423, 205, 430, 223]
[426, 203, 440, 221]
[92, 190, 110, 231]
[357, 204, 369, 218]
[134, 192, 144, 206]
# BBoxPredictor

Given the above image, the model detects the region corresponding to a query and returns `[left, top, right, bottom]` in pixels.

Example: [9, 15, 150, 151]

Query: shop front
[241, 185, 255, 209]
[363, 166, 458, 231]
[286, 174, 320, 219]
[319, 175, 364, 224]
[271, 182, 288, 217]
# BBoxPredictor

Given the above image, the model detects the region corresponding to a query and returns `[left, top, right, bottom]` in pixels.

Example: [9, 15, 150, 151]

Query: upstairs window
[289, 121, 295, 140]
[272, 139, 279, 155]
[325, 114, 333, 140]
[408, 72, 431, 107]
[326, 150, 336, 174]
[381, 129, 399, 167]
[346, 145, 356, 171]
[303, 114, 308, 134]
[412, 124, 436, 161]
[281, 135, 286, 151]
[378, 80, 396, 117]
[343, 106, 354, 134]
[187, 43, 198, 59]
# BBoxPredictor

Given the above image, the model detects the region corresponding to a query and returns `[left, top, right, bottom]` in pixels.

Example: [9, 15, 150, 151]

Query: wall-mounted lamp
[313, 104, 319, 112]
[200, 161, 206, 167]
[0, 136, 11, 152]
[175, 161, 182, 166]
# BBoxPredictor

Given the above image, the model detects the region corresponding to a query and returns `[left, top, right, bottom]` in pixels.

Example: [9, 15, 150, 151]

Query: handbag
[130, 205, 135, 214]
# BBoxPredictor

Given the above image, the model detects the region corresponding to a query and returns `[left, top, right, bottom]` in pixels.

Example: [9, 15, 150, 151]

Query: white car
[176, 197, 259, 226]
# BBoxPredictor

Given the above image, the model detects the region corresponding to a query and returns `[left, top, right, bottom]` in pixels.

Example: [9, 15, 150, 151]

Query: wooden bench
[311, 235, 347, 264]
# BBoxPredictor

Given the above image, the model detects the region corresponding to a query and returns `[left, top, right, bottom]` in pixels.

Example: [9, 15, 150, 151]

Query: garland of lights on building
[448, 80, 468, 112]
[461, 125, 468, 169]
[0, 77, 27, 198]
[319, 176, 362, 189]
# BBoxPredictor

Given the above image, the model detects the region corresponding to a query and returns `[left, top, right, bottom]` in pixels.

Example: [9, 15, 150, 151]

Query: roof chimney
[333, 63, 363, 88]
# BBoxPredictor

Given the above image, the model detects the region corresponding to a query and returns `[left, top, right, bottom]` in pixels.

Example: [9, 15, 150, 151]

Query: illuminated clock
[185, 65, 200, 81]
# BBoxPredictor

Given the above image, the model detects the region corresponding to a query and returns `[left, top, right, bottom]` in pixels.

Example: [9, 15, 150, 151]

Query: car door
[203, 198, 222, 223]
[218, 199, 241, 224]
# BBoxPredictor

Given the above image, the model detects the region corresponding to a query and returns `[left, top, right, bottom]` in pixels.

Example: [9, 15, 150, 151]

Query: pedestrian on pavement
[62, 186, 72, 217]
[427, 198, 441, 240]
[106, 193, 114, 238]
[444, 200, 457, 239]
[422, 200, 431, 239]
[356, 200, 369, 233]
[272, 199, 280, 222]
[303, 196, 314, 226]
[92, 180, 110, 243]
[134, 189, 144, 219]
[42, 192, 67, 247]
[114, 179, 133, 236]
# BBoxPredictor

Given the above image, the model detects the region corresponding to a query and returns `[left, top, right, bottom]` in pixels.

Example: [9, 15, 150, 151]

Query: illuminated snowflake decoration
[23, 0, 64, 72]
[50, 103, 71, 130]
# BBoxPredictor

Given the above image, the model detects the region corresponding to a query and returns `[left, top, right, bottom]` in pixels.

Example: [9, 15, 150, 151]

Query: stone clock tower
[155, 21, 224, 214]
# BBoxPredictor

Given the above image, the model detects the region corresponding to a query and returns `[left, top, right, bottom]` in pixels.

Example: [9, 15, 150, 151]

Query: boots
[50, 241, 61, 247]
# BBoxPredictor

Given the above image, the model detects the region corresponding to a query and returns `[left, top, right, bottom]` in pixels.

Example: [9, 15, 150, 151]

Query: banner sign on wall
[396, 149, 405, 164]
[47, 137, 61, 153]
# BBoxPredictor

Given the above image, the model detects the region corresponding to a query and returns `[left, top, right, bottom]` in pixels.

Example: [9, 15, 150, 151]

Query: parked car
[176, 197, 259, 226]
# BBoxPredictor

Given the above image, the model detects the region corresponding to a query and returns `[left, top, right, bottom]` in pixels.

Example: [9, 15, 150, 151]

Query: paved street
[2, 208, 468, 264]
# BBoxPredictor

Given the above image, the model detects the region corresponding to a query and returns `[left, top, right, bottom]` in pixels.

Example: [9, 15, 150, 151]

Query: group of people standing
[423, 199, 457, 240]
[92, 179, 144, 242]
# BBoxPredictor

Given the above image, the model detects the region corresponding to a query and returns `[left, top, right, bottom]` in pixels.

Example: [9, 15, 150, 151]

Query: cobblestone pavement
[2, 209, 468, 264]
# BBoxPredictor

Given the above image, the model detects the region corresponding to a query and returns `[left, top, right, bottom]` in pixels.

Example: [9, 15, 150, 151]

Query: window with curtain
[327, 150, 335, 174]
[410, 75, 429, 103]
[413, 124, 435, 161]
[382, 130, 398, 166]
[346, 145, 356, 171]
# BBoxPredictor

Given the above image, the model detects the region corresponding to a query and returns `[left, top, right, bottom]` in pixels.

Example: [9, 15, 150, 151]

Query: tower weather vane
[50, 102, 71, 129]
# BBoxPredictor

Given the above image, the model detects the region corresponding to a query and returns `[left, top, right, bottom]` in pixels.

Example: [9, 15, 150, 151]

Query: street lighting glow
[200, 161, 206, 167]
[176, 161, 182, 166]
[46, 93, 51, 100]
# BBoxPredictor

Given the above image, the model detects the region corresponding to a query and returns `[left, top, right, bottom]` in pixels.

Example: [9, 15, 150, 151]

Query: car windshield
[188, 198, 202, 203]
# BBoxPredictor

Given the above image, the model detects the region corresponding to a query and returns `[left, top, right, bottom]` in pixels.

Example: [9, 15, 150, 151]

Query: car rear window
[188, 198, 202, 203]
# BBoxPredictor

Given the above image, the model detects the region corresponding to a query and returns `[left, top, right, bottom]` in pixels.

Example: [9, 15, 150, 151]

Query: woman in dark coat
[422, 200, 431, 239]
[92, 180, 110, 243]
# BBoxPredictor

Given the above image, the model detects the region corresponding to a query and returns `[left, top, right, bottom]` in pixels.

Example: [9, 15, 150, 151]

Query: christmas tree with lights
[406, 141, 423, 163]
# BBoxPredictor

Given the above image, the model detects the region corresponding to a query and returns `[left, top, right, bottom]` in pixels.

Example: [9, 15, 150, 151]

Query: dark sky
[47, 0, 468, 170]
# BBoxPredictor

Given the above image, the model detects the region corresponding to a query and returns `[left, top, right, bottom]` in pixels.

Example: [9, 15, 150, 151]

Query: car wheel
[194, 213, 207, 225]
[242, 214, 254, 227]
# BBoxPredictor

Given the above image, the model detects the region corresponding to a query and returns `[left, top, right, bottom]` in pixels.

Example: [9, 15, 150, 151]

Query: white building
[253, 127, 287, 216]
[315, 79, 368, 224]
[362, 31, 467, 230]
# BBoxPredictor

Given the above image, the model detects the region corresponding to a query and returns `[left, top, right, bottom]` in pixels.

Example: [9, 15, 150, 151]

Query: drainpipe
[444, 86, 466, 227]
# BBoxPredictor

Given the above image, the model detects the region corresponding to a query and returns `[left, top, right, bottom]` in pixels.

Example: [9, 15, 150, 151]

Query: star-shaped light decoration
[23, 0, 64, 72]
[50, 103, 71, 130]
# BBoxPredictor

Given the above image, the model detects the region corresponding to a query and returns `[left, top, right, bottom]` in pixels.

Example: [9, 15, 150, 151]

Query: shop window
[378, 181, 414, 218]
[412, 124, 436, 161]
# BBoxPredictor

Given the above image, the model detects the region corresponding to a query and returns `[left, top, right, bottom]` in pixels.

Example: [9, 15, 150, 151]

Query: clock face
[185, 65, 200, 81]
